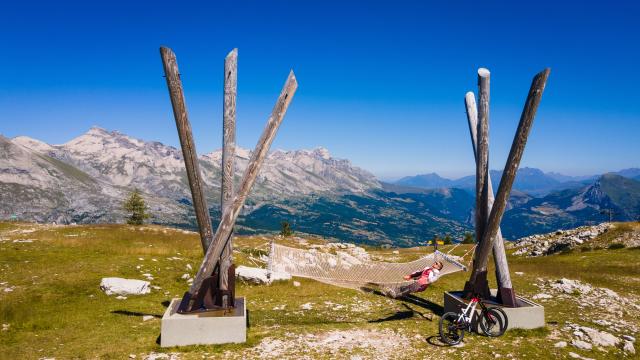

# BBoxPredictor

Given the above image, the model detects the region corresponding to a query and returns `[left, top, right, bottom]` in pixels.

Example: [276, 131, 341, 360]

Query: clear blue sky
[1, 1, 639, 179]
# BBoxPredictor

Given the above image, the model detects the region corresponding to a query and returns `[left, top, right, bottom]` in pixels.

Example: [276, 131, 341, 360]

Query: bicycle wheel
[479, 307, 507, 337]
[439, 312, 465, 345]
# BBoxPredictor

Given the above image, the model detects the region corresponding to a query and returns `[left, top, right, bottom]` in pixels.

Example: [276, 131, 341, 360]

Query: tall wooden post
[466, 69, 550, 295]
[219, 48, 238, 308]
[160, 46, 214, 252]
[181, 71, 298, 312]
[464, 68, 491, 299]
[465, 91, 516, 306]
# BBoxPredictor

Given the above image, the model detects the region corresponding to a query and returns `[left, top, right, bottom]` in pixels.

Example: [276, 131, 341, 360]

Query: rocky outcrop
[512, 223, 612, 257]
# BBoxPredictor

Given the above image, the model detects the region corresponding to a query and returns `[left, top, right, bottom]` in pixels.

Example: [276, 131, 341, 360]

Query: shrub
[607, 243, 626, 250]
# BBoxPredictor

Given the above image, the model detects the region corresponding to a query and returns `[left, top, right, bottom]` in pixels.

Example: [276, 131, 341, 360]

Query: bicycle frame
[456, 296, 479, 325]
[456, 296, 492, 327]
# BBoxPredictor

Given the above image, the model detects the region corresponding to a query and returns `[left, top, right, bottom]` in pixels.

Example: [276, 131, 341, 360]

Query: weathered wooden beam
[160, 46, 214, 252]
[467, 69, 550, 292]
[465, 91, 516, 306]
[186, 71, 298, 305]
[474, 69, 490, 257]
[219, 48, 238, 308]
[464, 68, 491, 299]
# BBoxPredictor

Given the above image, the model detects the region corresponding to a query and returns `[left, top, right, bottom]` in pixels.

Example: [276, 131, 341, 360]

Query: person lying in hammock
[386, 261, 444, 299]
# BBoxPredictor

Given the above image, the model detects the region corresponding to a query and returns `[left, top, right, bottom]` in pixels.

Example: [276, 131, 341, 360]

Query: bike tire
[439, 312, 465, 345]
[479, 307, 507, 337]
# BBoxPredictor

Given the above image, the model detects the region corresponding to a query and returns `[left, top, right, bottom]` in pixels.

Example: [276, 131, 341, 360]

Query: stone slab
[444, 290, 545, 332]
[161, 297, 246, 347]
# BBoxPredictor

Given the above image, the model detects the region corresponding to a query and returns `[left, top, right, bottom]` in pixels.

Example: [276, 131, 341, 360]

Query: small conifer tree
[462, 232, 475, 244]
[280, 221, 293, 237]
[123, 188, 150, 225]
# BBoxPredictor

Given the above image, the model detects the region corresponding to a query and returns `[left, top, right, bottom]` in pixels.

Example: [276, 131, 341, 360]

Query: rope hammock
[268, 242, 470, 293]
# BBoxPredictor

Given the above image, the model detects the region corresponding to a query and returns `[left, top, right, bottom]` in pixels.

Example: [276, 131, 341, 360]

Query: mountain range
[2, 127, 639, 245]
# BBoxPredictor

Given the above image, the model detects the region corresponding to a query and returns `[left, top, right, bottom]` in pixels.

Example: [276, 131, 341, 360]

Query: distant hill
[395, 173, 453, 189]
[2, 127, 639, 245]
[501, 174, 640, 238]
[394, 167, 639, 197]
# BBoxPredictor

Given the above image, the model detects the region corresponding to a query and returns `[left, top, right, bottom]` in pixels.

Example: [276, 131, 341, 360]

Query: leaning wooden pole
[219, 48, 238, 308]
[181, 71, 298, 311]
[160, 46, 214, 252]
[466, 69, 550, 295]
[464, 91, 517, 306]
[464, 68, 491, 299]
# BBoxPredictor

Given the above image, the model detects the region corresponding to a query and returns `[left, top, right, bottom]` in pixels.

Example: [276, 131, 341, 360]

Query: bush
[607, 243, 626, 250]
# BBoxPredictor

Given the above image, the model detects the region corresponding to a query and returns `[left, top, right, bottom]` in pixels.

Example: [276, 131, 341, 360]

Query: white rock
[129, 355, 136, 359]
[515, 272, 524, 275]
[571, 339, 592, 350]
[554, 341, 567, 348]
[235, 266, 291, 284]
[185, 264, 192, 271]
[116, 295, 128, 300]
[2, 324, 9, 331]
[100, 278, 150, 296]
[622, 335, 636, 342]
[392, 250, 399, 254]
[579, 326, 619, 347]
[293, 281, 301, 287]
[300, 303, 313, 310]
[142, 315, 154, 321]
[623, 340, 636, 354]
[533, 293, 552, 300]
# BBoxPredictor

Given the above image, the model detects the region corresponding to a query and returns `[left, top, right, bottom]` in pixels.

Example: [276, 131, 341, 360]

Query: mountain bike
[439, 294, 508, 345]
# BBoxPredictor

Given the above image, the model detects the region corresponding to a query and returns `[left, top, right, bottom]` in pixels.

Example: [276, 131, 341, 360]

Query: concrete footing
[160, 297, 247, 347]
[444, 290, 545, 332]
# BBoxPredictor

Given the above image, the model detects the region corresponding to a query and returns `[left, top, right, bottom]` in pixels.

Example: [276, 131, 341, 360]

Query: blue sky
[1, 1, 639, 179]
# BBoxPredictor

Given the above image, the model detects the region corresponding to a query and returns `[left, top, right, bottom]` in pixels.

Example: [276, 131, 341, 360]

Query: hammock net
[268, 243, 468, 293]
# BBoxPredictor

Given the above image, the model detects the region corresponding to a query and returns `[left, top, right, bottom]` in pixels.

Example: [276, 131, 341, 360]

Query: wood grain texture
[160, 46, 214, 252]
[468, 69, 550, 284]
[474, 69, 490, 262]
[188, 71, 298, 298]
[465, 92, 513, 290]
[219, 48, 238, 304]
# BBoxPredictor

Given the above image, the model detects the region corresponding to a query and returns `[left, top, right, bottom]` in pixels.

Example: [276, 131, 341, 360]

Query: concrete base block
[161, 297, 247, 347]
[444, 290, 545, 332]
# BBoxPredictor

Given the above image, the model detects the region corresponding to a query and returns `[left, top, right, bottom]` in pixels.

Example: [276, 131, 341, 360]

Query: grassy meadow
[1, 221, 639, 359]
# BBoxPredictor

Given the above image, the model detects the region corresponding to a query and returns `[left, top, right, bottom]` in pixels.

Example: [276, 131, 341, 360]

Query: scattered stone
[622, 335, 636, 342]
[143, 353, 180, 360]
[532, 293, 552, 300]
[513, 223, 612, 257]
[293, 281, 301, 287]
[235, 266, 291, 284]
[571, 339, 592, 350]
[554, 341, 567, 348]
[129, 355, 136, 359]
[142, 315, 154, 321]
[116, 296, 128, 300]
[514, 272, 524, 275]
[185, 264, 192, 271]
[2, 324, 9, 331]
[623, 340, 636, 354]
[579, 326, 620, 347]
[100, 278, 151, 296]
[300, 303, 313, 310]
[392, 250, 399, 254]
[568, 352, 594, 360]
